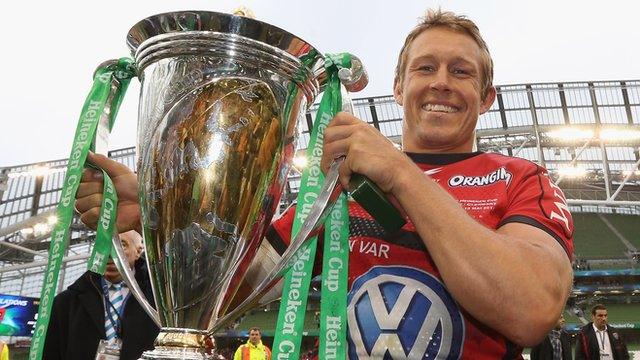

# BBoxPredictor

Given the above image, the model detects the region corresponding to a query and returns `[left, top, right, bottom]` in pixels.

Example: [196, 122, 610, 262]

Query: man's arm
[391, 164, 572, 346]
[322, 112, 573, 346]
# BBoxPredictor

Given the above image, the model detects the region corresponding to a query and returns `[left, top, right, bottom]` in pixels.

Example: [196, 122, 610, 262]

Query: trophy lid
[127, 11, 326, 94]
[128, 11, 321, 66]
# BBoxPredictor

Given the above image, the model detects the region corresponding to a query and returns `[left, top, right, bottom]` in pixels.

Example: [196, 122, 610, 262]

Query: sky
[1, 0, 639, 167]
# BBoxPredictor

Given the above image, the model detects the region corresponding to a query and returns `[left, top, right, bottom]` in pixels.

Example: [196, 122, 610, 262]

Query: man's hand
[321, 111, 415, 195]
[75, 152, 141, 232]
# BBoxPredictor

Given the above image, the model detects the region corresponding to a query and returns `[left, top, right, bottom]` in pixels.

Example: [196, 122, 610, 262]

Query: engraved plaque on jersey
[347, 266, 464, 359]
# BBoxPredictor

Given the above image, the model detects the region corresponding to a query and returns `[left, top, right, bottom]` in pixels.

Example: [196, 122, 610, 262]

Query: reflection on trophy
[117, 11, 327, 359]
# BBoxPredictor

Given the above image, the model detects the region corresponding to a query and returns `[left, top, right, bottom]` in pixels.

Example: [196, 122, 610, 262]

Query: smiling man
[269, 8, 575, 359]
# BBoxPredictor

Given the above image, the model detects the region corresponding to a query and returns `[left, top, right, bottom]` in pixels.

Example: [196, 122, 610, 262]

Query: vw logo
[347, 266, 464, 359]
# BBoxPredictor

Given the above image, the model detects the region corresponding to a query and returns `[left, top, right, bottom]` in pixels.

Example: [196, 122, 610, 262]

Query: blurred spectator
[575, 304, 630, 360]
[0, 340, 8, 360]
[233, 327, 271, 360]
[530, 314, 572, 360]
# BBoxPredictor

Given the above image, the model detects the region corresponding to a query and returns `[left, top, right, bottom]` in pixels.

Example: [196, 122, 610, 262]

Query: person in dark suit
[530, 314, 572, 360]
[575, 304, 629, 360]
[43, 230, 159, 360]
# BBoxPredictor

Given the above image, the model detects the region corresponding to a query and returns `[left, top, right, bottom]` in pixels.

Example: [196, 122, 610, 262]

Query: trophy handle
[111, 233, 162, 327]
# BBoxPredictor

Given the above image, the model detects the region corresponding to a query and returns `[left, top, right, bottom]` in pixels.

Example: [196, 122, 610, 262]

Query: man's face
[593, 309, 608, 330]
[249, 330, 261, 345]
[104, 231, 143, 283]
[394, 27, 495, 153]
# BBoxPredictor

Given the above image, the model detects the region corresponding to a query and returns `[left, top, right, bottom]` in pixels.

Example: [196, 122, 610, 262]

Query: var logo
[347, 266, 464, 359]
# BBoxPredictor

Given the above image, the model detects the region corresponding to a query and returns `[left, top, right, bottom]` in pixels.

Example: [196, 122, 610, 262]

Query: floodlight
[600, 129, 640, 141]
[33, 222, 49, 235]
[47, 215, 58, 225]
[557, 166, 587, 178]
[545, 128, 594, 141]
[292, 155, 308, 169]
[30, 165, 51, 177]
[20, 227, 34, 236]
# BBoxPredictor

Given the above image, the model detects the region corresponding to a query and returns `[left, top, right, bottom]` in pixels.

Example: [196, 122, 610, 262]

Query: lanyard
[597, 329, 607, 352]
[102, 280, 129, 338]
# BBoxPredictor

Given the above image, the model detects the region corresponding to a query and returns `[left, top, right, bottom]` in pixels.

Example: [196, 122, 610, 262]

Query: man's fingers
[79, 207, 101, 230]
[321, 137, 351, 174]
[75, 193, 104, 213]
[86, 152, 132, 178]
[337, 158, 353, 191]
[76, 182, 103, 198]
[81, 168, 103, 182]
[329, 111, 360, 126]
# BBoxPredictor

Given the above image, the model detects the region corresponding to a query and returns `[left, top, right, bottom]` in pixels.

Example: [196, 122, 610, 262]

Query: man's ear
[480, 86, 496, 114]
[393, 79, 404, 106]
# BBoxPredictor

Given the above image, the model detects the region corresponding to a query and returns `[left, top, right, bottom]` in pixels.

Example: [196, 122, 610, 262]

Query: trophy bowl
[120, 11, 325, 359]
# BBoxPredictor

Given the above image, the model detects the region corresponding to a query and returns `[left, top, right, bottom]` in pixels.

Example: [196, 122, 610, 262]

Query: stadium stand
[2, 79, 640, 355]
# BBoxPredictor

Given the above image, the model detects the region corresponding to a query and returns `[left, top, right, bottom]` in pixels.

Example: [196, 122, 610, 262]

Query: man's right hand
[75, 152, 141, 232]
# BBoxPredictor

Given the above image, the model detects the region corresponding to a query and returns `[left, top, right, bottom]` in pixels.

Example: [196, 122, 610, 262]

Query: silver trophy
[105, 10, 367, 359]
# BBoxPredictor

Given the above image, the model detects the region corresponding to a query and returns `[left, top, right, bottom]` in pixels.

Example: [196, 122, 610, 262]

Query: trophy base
[140, 328, 215, 360]
[140, 347, 214, 360]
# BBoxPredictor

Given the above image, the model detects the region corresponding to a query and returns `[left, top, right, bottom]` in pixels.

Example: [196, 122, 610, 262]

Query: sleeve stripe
[265, 226, 288, 256]
[499, 215, 572, 260]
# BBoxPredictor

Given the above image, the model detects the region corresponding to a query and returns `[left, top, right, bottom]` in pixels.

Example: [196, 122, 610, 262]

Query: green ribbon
[87, 58, 135, 275]
[29, 58, 134, 360]
[272, 53, 351, 359]
[87, 170, 118, 274]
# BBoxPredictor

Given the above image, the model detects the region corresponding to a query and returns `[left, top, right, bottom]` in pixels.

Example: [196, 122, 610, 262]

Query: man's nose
[429, 69, 452, 93]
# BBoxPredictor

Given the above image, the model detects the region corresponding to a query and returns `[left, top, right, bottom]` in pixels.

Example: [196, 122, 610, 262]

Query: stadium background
[1, 79, 639, 357]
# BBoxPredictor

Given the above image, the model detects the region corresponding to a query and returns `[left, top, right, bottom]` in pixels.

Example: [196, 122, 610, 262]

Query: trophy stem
[139, 328, 214, 360]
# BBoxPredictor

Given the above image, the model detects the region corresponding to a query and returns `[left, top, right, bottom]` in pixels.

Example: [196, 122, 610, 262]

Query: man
[575, 304, 629, 360]
[0, 340, 8, 360]
[269, 9, 574, 358]
[530, 314, 572, 360]
[75, 9, 574, 359]
[43, 230, 159, 360]
[233, 327, 271, 360]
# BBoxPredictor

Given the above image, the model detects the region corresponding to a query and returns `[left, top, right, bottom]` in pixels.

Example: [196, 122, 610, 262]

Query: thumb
[86, 152, 132, 178]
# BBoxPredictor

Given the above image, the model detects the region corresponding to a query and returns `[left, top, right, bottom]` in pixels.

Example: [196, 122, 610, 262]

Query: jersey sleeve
[265, 205, 296, 256]
[499, 162, 574, 260]
[265, 204, 325, 276]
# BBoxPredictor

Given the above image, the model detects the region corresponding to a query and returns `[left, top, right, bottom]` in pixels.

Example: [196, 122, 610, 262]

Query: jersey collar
[405, 151, 484, 165]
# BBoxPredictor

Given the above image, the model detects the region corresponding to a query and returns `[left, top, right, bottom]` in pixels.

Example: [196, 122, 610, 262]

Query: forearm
[391, 164, 572, 345]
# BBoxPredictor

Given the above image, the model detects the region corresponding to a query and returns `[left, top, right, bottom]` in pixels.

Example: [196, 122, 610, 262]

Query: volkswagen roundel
[347, 266, 465, 359]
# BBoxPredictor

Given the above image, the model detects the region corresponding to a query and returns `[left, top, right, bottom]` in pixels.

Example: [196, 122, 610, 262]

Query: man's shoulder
[59, 271, 97, 295]
[476, 152, 540, 170]
[579, 322, 595, 333]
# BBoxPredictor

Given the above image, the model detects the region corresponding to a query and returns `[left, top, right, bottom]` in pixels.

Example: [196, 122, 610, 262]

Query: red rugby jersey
[268, 151, 574, 360]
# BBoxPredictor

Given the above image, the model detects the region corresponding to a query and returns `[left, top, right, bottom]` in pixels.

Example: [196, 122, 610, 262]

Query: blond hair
[394, 9, 494, 99]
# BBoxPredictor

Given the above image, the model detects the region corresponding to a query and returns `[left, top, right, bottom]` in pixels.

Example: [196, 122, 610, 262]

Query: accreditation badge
[95, 339, 122, 360]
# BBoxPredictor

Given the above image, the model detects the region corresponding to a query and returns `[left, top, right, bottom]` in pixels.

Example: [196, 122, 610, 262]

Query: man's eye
[453, 68, 469, 75]
[419, 65, 435, 72]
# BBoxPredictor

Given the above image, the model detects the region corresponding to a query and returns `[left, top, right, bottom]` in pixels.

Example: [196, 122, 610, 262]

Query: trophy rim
[127, 10, 320, 61]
